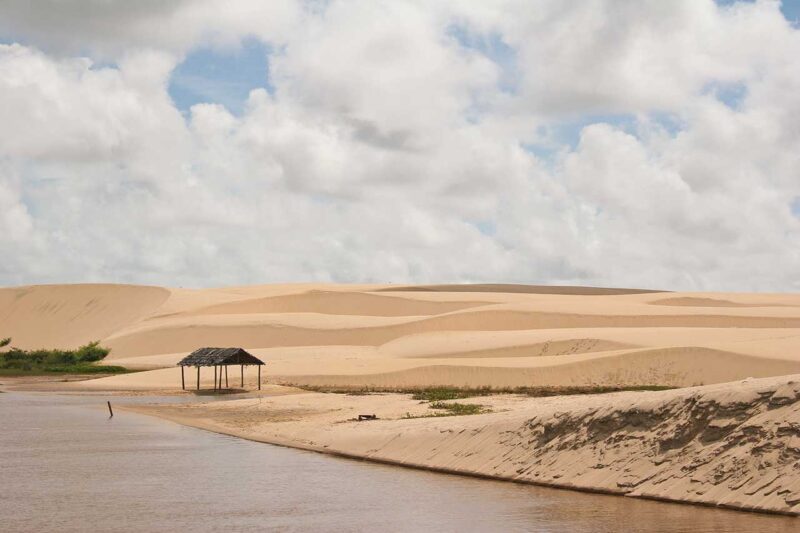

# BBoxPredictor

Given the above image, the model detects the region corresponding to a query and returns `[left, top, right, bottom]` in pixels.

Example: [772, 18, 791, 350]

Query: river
[1, 392, 796, 532]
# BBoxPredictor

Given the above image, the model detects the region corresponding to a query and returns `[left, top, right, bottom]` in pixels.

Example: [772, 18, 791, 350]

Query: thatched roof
[178, 347, 264, 367]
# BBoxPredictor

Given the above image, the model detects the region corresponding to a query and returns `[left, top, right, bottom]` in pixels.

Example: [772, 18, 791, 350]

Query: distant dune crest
[3, 283, 800, 390]
[377, 283, 666, 295]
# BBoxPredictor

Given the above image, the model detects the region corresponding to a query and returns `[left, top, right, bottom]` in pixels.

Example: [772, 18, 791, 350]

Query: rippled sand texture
[3, 282, 800, 389]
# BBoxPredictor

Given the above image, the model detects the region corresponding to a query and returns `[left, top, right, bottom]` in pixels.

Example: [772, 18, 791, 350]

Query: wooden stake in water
[107, 401, 113, 418]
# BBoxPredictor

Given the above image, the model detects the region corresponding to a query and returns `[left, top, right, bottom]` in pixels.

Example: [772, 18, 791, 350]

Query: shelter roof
[178, 347, 264, 366]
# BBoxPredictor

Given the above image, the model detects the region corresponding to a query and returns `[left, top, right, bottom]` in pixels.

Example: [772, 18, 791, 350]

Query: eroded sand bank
[126, 375, 800, 516]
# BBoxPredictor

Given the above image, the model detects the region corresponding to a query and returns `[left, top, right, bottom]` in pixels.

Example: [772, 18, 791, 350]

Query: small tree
[0, 337, 10, 348]
[75, 341, 110, 362]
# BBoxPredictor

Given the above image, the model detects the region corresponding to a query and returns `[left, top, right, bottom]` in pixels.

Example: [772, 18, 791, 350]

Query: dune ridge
[4, 283, 800, 390]
[0, 284, 169, 349]
[404, 338, 637, 359]
[185, 290, 492, 317]
[376, 284, 665, 295]
[101, 308, 800, 358]
[276, 347, 800, 389]
[651, 296, 797, 308]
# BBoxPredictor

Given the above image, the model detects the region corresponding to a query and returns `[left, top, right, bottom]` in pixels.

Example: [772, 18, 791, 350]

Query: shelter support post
[196, 366, 200, 390]
[241, 365, 244, 388]
[214, 366, 217, 391]
[225, 366, 228, 388]
[258, 365, 261, 390]
[181, 366, 185, 390]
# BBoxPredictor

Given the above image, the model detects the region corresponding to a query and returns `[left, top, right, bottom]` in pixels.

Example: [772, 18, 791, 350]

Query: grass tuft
[411, 387, 492, 402]
[402, 401, 490, 419]
[428, 401, 486, 415]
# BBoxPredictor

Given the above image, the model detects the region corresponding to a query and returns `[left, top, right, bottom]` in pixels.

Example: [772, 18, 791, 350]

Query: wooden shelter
[177, 347, 265, 391]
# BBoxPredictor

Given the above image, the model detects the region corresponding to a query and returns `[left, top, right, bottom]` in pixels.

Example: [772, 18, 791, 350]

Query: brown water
[1, 392, 796, 532]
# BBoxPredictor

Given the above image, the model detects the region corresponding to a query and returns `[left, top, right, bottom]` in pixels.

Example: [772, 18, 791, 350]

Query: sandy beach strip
[122, 374, 800, 517]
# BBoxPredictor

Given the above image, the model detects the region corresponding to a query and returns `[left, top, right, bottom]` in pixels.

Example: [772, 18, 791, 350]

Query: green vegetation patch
[411, 387, 493, 402]
[402, 401, 490, 419]
[0, 339, 128, 375]
[428, 401, 487, 415]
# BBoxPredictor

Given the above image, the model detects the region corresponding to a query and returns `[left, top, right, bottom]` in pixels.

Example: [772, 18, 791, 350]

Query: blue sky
[168, 37, 272, 115]
[778, 0, 800, 21]
[448, 25, 518, 94]
[718, 0, 800, 21]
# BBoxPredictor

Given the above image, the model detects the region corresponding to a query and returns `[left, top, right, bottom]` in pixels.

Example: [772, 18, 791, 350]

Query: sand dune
[100, 308, 800, 360]
[275, 347, 800, 389]
[377, 327, 800, 360]
[3, 283, 800, 391]
[0, 284, 168, 349]
[377, 284, 665, 295]
[650, 296, 797, 308]
[404, 338, 637, 358]
[186, 290, 491, 317]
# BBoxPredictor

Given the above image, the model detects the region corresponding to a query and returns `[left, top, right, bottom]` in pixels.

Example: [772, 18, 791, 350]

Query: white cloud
[0, 0, 301, 58]
[0, 0, 798, 290]
[0, 44, 184, 163]
[272, 0, 499, 136]
[451, 0, 793, 116]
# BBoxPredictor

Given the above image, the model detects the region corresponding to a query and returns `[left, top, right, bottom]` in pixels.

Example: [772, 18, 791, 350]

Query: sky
[0, 0, 799, 291]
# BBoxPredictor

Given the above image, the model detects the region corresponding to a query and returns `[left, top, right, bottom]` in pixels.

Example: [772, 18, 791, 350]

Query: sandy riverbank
[123, 375, 800, 516]
[3, 283, 800, 516]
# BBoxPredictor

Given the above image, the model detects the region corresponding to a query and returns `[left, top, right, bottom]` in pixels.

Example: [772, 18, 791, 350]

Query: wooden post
[258, 365, 261, 390]
[181, 366, 185, 390]
[107, 401, 113, 418]
[197, 366, 200, 390]
[214, 365, 217, 391]
[241, 364, 244, 388]
[225, 366, 228, 388]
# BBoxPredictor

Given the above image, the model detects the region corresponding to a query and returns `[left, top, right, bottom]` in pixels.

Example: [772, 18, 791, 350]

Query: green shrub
[411, 387, 491, 402]
[74, 341, 110, 362]
[0, 341, 124, 375]
[42, 364, 126, 374]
